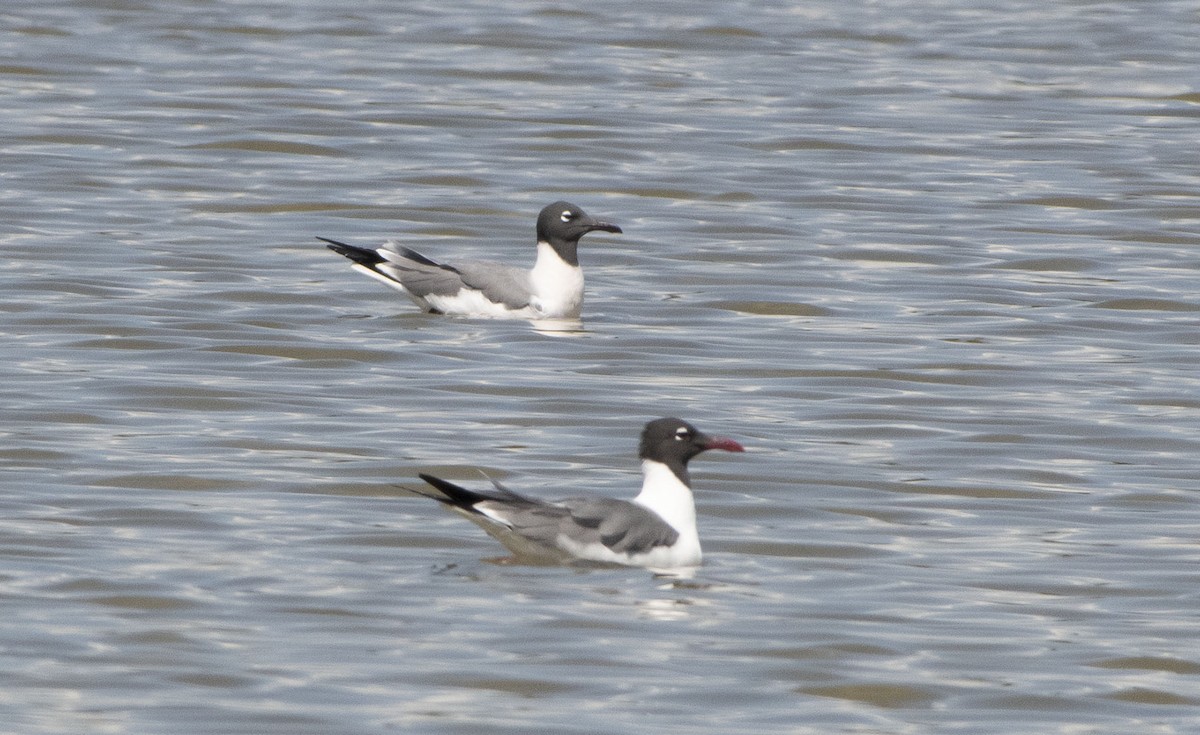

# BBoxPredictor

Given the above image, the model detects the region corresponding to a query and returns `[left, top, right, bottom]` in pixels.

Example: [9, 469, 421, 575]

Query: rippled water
[3, 1, 1200, 733]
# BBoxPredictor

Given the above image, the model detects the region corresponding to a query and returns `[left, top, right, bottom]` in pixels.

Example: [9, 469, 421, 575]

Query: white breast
[630, 460, 702, 566]
[528, 242, 585, 318]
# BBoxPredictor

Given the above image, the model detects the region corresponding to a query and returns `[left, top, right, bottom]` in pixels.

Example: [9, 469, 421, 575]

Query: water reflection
[529, 317, 587, 336]
[635, 595, 699, 622]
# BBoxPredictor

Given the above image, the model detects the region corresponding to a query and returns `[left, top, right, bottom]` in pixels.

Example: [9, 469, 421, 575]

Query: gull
[320, 201, 621, 319]
[409, 418, 744, 572]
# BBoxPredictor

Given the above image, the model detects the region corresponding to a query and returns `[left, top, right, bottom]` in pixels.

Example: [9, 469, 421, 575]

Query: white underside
[555, 534, 701, 572]
[424, 290, 537, 318]
[355, 263, 534, 318]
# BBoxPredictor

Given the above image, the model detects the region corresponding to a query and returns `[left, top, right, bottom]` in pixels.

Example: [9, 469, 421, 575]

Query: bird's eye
[560, 210, 576, 223]
[674, 427, 690, 441]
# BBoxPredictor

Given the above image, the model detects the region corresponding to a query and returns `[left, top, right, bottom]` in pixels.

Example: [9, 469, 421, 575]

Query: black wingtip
[319, 236, 384, 267]
[317, 236, 356, 255]
[418, 473, 488, 508]
[394, 245, 446, 269]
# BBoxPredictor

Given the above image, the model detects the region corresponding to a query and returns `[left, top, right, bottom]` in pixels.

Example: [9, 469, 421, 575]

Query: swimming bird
[408, 418, 744, 572]
[319, 201, 621, 319]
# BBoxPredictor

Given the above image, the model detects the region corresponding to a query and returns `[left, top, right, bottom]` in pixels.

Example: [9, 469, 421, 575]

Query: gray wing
[454, 261, 532, 310]
[564, 498, 680, 555]
[492, 497, 678, 556]
[424, 474, 678, 560]
[372, 243, 468, 298]
[377, 243, 531, 309]
[464, 476, 572, 545]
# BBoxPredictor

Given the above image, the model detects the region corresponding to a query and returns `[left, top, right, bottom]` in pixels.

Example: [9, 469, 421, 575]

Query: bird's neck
[538, 236, 579, 267]
[633, 459, 696, 534]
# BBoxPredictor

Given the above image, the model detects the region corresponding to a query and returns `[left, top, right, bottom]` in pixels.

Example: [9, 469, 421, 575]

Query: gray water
[3, 1, 1200, 733]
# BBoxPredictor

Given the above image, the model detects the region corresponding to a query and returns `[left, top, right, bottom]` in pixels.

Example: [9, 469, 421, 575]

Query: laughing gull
[319, 201, 621, 319]
[408, 418, 744, 571]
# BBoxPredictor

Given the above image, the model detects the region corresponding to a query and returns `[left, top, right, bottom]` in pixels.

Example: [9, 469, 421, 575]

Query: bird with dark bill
[408, 418, 744, 572]
[320, 201, 621, 319]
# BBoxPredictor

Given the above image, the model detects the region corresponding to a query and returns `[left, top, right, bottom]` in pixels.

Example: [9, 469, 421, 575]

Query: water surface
[3, 1, 1199, 733]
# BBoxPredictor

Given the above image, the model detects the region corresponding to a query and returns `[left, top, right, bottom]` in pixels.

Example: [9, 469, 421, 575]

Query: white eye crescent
[560, 210, 575, 223]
